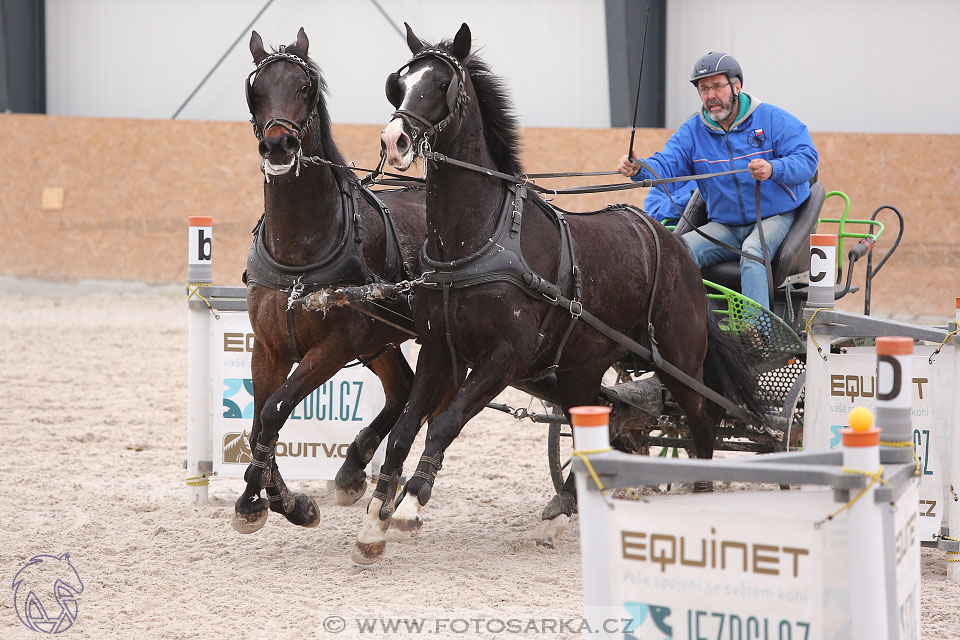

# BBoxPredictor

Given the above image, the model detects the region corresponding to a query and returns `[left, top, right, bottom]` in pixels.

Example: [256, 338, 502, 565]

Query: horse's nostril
[282, 135, 301, 155]
[397, 133, 410, 154]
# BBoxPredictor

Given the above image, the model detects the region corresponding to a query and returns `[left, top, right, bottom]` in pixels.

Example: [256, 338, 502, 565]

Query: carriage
[234, 25, 908, 562]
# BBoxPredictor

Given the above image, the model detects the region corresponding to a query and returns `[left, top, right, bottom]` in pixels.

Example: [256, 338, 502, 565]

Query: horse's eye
[300, 85, 309, 94]
[439, 81, 450, 92]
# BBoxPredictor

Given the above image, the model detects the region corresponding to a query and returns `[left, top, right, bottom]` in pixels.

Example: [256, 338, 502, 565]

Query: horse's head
[246, 28, 323, 178]
[381, 23, 472, 171]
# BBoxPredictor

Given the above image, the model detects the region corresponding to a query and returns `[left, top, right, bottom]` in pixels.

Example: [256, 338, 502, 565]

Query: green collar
[703, 92, 751, 129]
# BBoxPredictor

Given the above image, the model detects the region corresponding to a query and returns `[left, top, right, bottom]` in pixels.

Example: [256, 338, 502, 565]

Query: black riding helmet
[690, 52, 743, 87]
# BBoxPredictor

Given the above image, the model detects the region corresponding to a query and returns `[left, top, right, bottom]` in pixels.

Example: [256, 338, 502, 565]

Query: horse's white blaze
[398, 65, 432, 104]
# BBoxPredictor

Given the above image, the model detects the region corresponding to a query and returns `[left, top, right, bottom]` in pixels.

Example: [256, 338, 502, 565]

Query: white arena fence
[185, 217, 391, 505]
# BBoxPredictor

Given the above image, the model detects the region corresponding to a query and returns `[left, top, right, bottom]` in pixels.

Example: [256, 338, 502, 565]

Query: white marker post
[808, 233, 837, 308]
[952, 298, 960, 581]
[804, 234, 838, 452]
[187, 216, 213, 505]
[841, 401, 886, 637]
[873, 336, 915, 636]
[571, 406, 612, 637]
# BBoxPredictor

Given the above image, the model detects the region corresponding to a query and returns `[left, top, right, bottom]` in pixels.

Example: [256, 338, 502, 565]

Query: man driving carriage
[618, 52, 818, 309]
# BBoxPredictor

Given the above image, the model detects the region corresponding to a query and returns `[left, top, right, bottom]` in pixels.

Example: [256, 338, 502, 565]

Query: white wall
[44, 0, 611, 128]
[664, 0, 960, 134]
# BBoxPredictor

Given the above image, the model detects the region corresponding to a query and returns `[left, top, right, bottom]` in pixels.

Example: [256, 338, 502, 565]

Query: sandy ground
[1, 276, 958, 639]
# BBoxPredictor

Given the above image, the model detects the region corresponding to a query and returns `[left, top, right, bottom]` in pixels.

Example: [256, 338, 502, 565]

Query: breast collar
[244, 166, 407, 295]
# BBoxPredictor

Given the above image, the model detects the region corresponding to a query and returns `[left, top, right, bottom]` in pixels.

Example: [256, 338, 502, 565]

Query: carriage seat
[672, 178, 825, 293]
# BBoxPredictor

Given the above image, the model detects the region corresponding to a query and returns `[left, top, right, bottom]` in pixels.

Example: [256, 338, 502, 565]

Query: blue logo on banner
[223, 378, 254, 419]
[12, 553, 84, 634]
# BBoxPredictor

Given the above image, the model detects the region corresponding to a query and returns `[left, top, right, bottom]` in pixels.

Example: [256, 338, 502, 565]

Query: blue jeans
[681, 213, 795, 309]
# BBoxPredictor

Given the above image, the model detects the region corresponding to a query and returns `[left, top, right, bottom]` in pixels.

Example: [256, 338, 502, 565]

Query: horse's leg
[388, 359, 520, 544]
[353, 344, 458, 565]
[533, 368, 605, 548]
[233, 343, 291, 533]
[335, 347, 414, 505]
[233, 346, 345, 532]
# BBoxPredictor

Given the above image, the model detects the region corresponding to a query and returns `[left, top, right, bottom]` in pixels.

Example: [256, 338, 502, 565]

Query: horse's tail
[703, 315, 768, 423]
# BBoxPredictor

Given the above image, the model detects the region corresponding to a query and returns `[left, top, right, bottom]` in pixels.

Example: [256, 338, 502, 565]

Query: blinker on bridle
[387, 48, 470, 155]
[245, 45, 320, 142]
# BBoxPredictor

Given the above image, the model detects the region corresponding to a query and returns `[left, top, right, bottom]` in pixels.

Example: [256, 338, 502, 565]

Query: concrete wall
[664, 0, 960, 134]
[0, 113, 956, 316]
[45, 0, 610, 128]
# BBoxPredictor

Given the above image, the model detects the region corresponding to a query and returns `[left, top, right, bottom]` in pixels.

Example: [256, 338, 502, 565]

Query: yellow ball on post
[848, 406, 874, 432]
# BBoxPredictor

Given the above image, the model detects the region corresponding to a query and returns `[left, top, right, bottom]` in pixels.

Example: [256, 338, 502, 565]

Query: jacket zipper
[724, 132, 749, 225]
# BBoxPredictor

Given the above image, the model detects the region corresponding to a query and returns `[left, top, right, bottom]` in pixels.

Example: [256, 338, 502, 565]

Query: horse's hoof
[351, 540, 386, 566]
[387, 515, 422, 541]
[533, 513, 569, 548]
[334, 470, 367, 506]
[387, 492, 423, 541]
[232, 497, 269, 534]
[282, 494, 321, 528]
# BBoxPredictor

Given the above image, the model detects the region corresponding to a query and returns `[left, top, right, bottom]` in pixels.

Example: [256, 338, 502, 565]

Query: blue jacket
[632, 91, 818, 226]
[644, 180, 696, 222]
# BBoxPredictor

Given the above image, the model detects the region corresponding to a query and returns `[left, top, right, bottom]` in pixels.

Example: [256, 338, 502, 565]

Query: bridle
[385, 48, 470, 156]
[245, 46, 320, 143]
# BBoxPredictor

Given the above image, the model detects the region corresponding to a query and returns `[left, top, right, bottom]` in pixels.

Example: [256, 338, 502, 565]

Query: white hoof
[352, 497, 390, 565]
[387, 493, 423, 542]
[533, 513, 570, 549]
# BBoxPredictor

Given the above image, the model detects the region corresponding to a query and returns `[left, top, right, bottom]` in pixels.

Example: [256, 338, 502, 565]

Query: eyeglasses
[697, 82, 730, 96]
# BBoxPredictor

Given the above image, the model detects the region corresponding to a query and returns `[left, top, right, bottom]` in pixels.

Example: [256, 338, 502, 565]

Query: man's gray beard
[707, 95, 737, 123]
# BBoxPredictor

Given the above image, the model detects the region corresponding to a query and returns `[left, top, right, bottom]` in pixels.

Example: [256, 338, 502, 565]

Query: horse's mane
[275, 46, 349, 167]
[436, 40, 523, 177]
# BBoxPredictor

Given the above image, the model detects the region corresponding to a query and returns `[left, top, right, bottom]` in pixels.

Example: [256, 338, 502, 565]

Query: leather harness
[243, 166, 411, 361]
[419, 183, 585, 383]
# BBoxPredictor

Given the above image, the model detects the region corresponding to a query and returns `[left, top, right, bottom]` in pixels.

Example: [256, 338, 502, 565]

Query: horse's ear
[451, 23, 471, 60]
[404, 22, 425, 54]
[293, 27, 309, 55]
[250, 31, 267, 64]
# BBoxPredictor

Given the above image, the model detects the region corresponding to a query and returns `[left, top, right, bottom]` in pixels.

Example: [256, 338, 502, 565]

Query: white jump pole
[951, 297, 960, 581]
[570, 406, 612, 638]
[186, 216, 213, 505]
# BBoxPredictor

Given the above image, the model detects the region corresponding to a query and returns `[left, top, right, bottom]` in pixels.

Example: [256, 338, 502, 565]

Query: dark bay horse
[232, 28, 427, 533]
[353, 23, 763, 564]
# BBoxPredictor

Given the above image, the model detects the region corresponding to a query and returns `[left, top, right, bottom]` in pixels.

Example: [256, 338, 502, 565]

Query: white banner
[606, 491, 832, 638]
[805, 345, 954, 542]
[602, 486, 921, 639]
[209, 311, 389, 480]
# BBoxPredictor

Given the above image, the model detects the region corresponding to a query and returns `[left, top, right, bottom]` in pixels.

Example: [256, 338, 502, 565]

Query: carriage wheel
[546, 406, 574, 495]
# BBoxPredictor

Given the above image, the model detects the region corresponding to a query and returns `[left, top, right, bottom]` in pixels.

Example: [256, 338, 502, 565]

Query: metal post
[571, 406, 612, 638]
[187, 216, 213, 505]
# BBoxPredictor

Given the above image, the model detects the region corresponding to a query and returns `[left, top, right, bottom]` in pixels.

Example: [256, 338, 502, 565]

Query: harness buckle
[569, 300, 583, 319]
